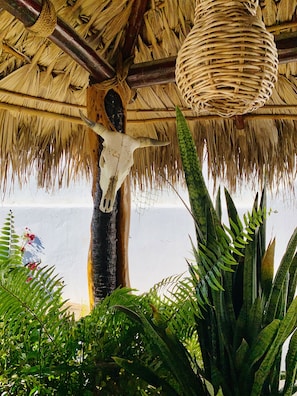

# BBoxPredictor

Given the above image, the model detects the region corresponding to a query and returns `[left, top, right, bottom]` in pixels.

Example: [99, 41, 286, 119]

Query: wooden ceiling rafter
[0, 0, 115, 82]
[2, 0, 297, 91]
[121, 0, 149, 61]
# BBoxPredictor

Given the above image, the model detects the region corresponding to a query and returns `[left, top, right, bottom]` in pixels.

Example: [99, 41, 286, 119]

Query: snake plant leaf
[287, 252, 297, 308]
[242, 232, 258, 319]
[258, 188, 267, 262]
[215, 187, 222, 221]
[176, 106, 219, 243]
[283, 329, 297, 396]
[261, 238, 275, 298]
[113, 356, 180, 396]
[224, 188, 244, 236]
[239, 319, 280, 394]
[114, 304, 205, 395]
[252, 297, 297, 396]
[204, 378, 224, 396]
[266, 228, 297, 324]
[112, 304, 143, 324]
[244, 319, 280, 370]
[246, 297, 264, 344]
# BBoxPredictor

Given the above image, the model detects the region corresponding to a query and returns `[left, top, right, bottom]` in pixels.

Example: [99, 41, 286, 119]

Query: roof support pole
[86, 85, 131, 306]
[86, 0, 148, 305]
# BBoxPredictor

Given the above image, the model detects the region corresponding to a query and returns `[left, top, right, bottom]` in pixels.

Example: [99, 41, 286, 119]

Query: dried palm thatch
[0, 0, 296, 194]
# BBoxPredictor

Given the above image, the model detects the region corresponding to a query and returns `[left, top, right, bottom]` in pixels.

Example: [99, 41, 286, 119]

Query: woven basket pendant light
[175, 0, 278, 117]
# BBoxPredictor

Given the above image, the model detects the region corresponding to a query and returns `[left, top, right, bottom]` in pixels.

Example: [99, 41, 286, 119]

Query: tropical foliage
[0, 211, 201, 395]
[114, 108, 297, 395]
[0, 108, 296, 395]
[0, 211, 166, 395]
[176, 106, 297, 396]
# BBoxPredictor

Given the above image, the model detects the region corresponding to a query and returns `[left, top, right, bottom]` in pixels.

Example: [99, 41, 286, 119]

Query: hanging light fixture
[175, 0, 278, 117]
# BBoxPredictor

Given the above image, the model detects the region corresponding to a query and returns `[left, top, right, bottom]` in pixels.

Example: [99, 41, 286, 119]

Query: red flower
[28, 262, 38, 271]
[25, 233, 35, 241]
[26, 276, 33, 283]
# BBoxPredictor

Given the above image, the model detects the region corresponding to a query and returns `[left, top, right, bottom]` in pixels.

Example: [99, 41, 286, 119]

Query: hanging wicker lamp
[175, 0, 279, 117]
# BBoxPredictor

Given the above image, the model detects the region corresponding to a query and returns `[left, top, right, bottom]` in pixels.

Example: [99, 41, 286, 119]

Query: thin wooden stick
[127, 114, 297, 123]
[128, 104, 297, 113]
[0, 101, 83, 124]
[0, 88, 86, 109]
[268, 21, 297, 33]
[2, 100, 297, 124]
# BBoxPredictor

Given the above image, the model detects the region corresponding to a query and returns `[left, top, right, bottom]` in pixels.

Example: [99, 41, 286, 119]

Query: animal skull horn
[80, 111, 170, 213]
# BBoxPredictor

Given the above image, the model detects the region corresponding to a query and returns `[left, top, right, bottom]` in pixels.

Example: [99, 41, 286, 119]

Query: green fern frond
[146, 273, 198, 339]
[0, 210, 22, 265]
[0, 263, 70, 351]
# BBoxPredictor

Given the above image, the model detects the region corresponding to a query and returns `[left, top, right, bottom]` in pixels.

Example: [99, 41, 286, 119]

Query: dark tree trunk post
[86, 83, 131, 307]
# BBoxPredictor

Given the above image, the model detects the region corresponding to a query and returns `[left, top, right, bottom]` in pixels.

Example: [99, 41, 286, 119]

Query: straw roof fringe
[0, 0, 296, 193]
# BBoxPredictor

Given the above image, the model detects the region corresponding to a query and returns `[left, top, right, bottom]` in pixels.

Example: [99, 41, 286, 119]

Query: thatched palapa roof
[0, 0, 296, 193]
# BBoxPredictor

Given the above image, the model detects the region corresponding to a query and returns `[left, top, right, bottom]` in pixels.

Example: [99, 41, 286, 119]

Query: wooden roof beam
[121, 0, 149, 60]
[1, 0, 297, 88]
[127, 57, 176, 88]
[127, 33, 297, 88]
[275, 32, 297, 64]
[0, 0, 115, 82]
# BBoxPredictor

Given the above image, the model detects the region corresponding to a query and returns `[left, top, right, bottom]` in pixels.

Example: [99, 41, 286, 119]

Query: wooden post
[86, 83, 131, 308]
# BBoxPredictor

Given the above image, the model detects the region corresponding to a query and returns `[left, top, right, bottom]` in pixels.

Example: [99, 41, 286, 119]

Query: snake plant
[114, 108, 296, 396]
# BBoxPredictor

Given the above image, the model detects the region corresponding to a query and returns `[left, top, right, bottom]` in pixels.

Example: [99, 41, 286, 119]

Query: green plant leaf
[114, 304, 205, 395]
[287, 252, 297, 308]
[283, 329, 297, 396]
[252, 298, 297, 395]
[261, 238, 275, 298]
[266, 228, 297, 323]
[113, 356, 180, 396]
[176, 106, 218, 243]
[215, 187, 222, 221]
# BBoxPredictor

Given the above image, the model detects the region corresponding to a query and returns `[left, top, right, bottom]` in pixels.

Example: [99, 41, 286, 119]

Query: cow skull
[80, 111, 170, 213]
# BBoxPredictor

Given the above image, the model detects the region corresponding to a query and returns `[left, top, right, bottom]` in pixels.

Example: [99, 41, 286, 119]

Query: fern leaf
[0, 263, 71, 354]
[0, 211, 22, 263]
